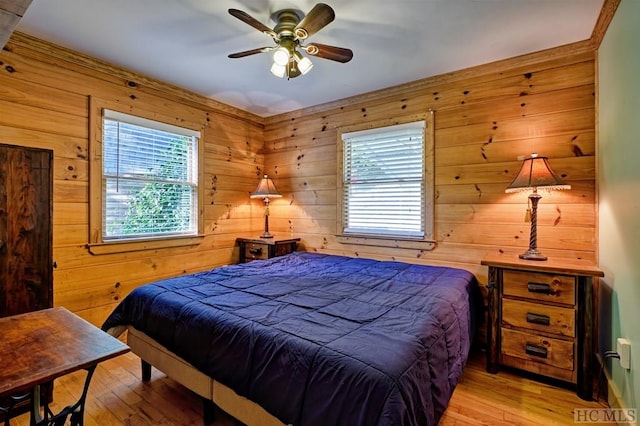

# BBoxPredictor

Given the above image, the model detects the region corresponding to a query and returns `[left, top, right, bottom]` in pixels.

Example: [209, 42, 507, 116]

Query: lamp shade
[270, 62, 286, 78]
[505, 154, 571, 193]
[293, 51, 313, 74]
[250, 175, 282, 199]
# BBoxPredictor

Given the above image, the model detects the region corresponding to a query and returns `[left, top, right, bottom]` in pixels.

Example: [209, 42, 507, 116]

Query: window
[338, 113, 434, 244]
[88, 99, 205, 254]
[101, 110, 200, 241]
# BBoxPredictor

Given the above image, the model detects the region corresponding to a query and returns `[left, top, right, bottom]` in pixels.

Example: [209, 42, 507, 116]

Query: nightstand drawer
[237, 237, 300, 263]
[501, 328, 574, 370]
[244, 243, 268, 261]
[503, 270, 575, 305]
[502, 299, 575, 337]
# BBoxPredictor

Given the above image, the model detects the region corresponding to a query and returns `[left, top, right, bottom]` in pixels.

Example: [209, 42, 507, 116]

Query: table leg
[31, 386, 42, 426]
[31, 366, 96, 426]
[141, 359, 152, 382]
[1, 392, 30, 426]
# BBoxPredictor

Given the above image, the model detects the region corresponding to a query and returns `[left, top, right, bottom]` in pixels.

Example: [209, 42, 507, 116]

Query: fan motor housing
[271, 9, 304, 37]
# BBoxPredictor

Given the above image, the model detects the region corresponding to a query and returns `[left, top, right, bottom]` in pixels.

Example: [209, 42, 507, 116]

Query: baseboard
[596, 353, 636, 426]
[606, 380, 635, 426]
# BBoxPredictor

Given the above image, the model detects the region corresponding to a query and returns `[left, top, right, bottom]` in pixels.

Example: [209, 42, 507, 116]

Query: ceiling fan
[227, 3, 353, 79]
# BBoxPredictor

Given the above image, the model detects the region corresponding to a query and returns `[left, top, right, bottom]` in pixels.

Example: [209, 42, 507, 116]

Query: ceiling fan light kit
[294, 51, 313, 73]
[228, 3, 353, 80]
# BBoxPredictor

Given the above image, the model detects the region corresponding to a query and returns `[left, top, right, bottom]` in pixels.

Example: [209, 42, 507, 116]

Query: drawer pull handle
[526, 312, 551, 326]
[249, 248, 262, 255]
[527, 282, 552, 294]
[525, 343, 548, 358]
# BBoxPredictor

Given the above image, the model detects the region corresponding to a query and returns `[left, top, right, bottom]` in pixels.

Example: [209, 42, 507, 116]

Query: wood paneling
[0, 29, 599, 337]
[0, 34, 263, 327]
[263, 43, 598, 292]
[7, 32, 262, 124]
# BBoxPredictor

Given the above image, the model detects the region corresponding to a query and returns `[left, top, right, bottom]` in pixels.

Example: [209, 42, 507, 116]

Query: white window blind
[342, 121, 425, 238]
[102, 110, 200, 241]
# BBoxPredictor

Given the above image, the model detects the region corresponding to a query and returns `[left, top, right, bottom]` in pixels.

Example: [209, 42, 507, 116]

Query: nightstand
[482, 253, 603, 400]
[236, 237, 300, 263]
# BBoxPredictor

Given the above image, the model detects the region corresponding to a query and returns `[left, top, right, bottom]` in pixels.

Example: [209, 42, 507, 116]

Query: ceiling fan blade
[294, 3, 335, 39]
[228, 47, 274, 59]
[305, 43, 353, 63]
[228, 9, 276, 38]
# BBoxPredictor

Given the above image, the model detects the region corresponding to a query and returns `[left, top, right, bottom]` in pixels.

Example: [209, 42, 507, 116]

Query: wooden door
[0, 143, 53, 421]
[0, 143, 53, 316]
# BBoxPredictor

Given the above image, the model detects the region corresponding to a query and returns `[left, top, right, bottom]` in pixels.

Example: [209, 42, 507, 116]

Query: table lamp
[505, 154, 570, 261]
[250, 174, 282, 238]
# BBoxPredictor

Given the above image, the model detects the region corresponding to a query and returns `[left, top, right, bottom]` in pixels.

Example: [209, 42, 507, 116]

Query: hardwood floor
[11, 349, 609, 426]
[440, 350, 609, 425]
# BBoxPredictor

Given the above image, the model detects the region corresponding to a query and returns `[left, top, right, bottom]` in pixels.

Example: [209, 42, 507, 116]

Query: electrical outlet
[617, 338, 631, 370]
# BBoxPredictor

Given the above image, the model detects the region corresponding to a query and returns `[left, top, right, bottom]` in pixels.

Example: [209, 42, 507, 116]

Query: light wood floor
[12, 349, 609, 426]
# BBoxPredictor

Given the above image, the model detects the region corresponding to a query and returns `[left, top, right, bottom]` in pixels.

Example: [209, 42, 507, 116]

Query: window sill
[336, 234, 436, 251]
[87, 235, 205, 255]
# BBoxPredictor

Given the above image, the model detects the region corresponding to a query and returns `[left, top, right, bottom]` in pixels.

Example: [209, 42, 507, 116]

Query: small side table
[236, 237, 300, 263]
[482, 253, 603, 400]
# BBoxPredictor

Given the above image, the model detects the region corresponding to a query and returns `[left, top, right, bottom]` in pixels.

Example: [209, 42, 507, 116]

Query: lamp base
[260, 232, 274, 239]
[519, 249, 548, 261]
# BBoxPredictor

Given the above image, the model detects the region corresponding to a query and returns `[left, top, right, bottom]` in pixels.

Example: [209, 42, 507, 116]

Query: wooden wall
[0, 31, 599, 329]
[263, 41, 598, 293]
[0, 33, 265, 326]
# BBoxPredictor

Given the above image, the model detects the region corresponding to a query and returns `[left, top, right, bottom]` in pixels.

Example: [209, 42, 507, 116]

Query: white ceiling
[16, 0, 604, 117]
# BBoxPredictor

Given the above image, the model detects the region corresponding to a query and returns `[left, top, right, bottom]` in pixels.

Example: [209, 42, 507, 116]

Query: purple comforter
[103, 252, 480, 425]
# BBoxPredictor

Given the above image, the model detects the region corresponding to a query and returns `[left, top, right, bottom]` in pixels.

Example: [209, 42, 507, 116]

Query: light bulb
[272, 47, 290, 66]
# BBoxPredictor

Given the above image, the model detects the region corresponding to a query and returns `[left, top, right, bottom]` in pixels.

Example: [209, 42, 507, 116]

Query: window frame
[88, 98, 205, 254]
[336, 111, 435, 249]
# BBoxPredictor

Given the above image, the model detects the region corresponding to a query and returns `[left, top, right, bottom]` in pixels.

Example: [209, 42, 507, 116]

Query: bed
[102, 251, 481, 426]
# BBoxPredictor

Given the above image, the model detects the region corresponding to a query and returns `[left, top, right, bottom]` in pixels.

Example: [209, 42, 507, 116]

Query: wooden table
[0, 307, 129, 425]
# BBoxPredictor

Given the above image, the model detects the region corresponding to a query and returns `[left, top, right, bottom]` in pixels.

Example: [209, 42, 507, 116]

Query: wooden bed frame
[116, 326, 286, 426]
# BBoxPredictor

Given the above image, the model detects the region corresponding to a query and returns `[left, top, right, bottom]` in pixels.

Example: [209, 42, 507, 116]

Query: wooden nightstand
[482, 253, 603, 400]
[236, 237, 300, 263]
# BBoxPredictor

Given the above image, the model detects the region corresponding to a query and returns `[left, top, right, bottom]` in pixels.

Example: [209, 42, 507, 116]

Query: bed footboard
[125, 326, 285, 426]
